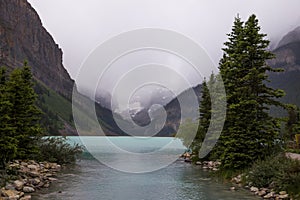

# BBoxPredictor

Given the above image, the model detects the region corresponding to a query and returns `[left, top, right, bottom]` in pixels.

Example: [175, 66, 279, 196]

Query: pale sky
[27, 0, 300, 99]
[28, 0, 300, 76]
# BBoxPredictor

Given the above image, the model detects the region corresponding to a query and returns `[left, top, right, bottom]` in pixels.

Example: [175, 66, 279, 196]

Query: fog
[27, 0, 300, 108]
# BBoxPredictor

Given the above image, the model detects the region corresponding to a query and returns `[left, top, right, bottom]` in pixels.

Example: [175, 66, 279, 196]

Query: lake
[33, 137, 259, 200]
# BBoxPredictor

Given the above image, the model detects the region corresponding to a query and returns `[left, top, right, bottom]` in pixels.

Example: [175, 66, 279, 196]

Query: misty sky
[27, 0, 300, 109]
[28, 0, 300, 77]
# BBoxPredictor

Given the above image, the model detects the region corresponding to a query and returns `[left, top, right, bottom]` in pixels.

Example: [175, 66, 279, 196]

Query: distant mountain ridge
[268, 26, 300, 109]
[277, 26, 300, 49]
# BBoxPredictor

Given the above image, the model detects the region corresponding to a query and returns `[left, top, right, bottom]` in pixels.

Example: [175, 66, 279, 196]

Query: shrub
[37, 137, 84, 165]
[246, 154, 300, 196]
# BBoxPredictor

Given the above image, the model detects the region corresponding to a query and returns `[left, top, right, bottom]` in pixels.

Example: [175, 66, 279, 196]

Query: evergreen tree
[285, 104, 300, 141]
[191, 75, 214, 157]
[215, 15, 285, 169]
[0, 67, 17, 167]
[7, 63, 42, 159]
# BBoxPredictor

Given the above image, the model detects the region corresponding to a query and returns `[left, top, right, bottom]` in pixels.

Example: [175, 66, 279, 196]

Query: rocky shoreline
[181, 152, 292, 200]
[0, 160, 62, 200]
[231, 174, 290, 200]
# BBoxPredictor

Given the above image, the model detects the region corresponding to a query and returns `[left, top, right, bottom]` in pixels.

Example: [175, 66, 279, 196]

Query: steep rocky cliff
[0, 0, 74, 99]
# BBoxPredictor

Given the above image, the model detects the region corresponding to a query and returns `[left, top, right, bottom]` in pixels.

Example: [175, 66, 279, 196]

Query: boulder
[20, 195, 31, 200]
[23, 186, 35, 193]
[43, 183, 50, 188]
[257, 190, 267, 197]
[232, 175, 242, 184]
[278, 194, 289, 199]
[250, 186, 259, 192]
[279, 191, 287, 195]
[195, 161, 202, 165]
[32, 178, 41, 186]
[48, 178, 58, 182]
[27, 165, 38, 171]
[263, 192, 275, 199]
[26, 171, 40, 178]
[1, 189, 20, 199]
[5, 184, 15, 191]
[13, 180, 24, 191]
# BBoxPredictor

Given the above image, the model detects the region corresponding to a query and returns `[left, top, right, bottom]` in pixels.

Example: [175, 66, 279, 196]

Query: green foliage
[285, 104, 300, 141]
[176, 118, 199, 148]
[34, 80, 71, 135]
[190, 74, 215, 159]
[0, 63, 86, 169]
[0, 67, 17, 167]
[6, 63, 42, 159]
[0, 63, 53, 167]
[37, 137, 84, 164]
[286, 148, 300, 154]
[213, 15, 285, 169]
[246, 154, 300, 196]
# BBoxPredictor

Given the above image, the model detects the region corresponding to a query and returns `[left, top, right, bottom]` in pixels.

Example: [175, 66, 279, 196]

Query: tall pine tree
[191, 74, 214, 158]
[215, 15, 284, 169]
[0, 67, 17, 167]
[7, 63, 42, 159]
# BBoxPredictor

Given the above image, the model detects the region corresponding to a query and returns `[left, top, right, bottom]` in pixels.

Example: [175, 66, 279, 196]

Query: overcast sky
[27, 0, 300, 79]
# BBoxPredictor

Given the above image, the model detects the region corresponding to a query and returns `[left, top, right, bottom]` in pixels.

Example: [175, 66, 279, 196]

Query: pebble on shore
[231, 174, 290, 200]
[0, 160, 62, 200]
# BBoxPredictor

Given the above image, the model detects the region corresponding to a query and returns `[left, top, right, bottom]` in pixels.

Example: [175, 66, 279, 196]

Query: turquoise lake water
[33, 137, 259, 200]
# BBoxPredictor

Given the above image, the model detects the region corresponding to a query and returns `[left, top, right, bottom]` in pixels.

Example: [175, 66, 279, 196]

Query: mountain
[0, 0, 74, 99]
[277, 26, 300, 49]
[154, 26, 300, 134]
[0, 0, 130, 136]
[268, 26, 300, 110]
[0, 0, 76, 135]
[3, 0, 299, 136]
[98, 26, 300, 135]
[131, 84, 202, 136]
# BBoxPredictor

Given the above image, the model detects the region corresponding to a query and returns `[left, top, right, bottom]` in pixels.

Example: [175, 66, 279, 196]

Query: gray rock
[279, 191, 287, 195]
[195, 161, 202, 165]
[1, 189, 20, 198]
[263, 192, 275, 199]
[250, 186, 259, 192]
[43, 183, 50, 188]
[23, 186, 35, 193]
[48, 178, 58, 182]
[257, 190, 267, 197]
[27, 165, 38, 171]
[5, 183, 15, 191]
[26, 171, 39, 178]
[13, 180, 24, 191]
[278, 194, 289, 199]
[20, 195, 32, 200]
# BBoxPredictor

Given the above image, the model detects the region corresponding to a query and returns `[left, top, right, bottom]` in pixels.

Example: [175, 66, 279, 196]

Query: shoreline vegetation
[182, 152, 300, 199]
[180, 14, 300, 200]
[0, 65, 83, 199]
